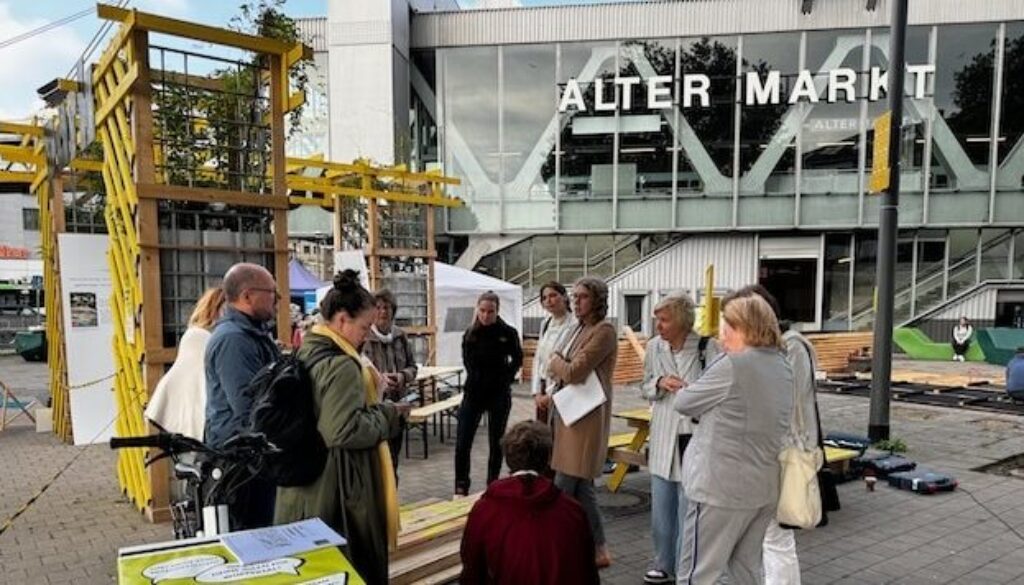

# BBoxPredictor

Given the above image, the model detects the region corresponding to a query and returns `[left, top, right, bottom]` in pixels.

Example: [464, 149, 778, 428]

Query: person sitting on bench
[460, 421, 599, 585]
[951, 317, 973, 362]
[1006, 348, 1024, 402]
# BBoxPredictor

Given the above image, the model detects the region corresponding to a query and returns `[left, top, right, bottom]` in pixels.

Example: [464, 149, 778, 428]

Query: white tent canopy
[434, 262, 523, 372]
[315, 261, 523, 372]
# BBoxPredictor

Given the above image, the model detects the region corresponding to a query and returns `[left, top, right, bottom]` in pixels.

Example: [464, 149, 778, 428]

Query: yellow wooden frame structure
[4, 3, 463, 524]
[0, 121, 73, 442]
[286, 158, 461, 362]
[91, 2, 311, 522]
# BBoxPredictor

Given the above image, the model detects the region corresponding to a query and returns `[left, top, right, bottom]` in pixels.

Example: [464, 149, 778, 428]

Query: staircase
[478, 233, 685, 300]
[847, 230, 1017, 330]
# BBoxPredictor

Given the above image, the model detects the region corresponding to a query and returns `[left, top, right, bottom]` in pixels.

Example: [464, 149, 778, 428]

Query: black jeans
[454, 392, 512, 493]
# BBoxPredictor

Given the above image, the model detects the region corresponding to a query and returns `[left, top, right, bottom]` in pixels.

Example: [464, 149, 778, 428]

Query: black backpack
[248, 353, 332, 487]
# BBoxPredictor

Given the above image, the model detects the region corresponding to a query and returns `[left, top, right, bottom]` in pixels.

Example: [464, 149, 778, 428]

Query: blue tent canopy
[288, 259, 327, 294]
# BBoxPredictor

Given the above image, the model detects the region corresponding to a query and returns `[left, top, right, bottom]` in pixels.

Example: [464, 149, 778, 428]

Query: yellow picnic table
[606, 408, 863, 492]
[607, 408, 652, 492]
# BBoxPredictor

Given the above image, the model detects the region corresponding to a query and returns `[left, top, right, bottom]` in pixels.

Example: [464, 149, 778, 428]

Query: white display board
[58, 234, 116, 445]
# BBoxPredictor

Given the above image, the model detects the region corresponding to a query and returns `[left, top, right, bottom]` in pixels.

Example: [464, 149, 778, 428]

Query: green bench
[976, 328, 1024, 366]
[893, 327, 985, 362]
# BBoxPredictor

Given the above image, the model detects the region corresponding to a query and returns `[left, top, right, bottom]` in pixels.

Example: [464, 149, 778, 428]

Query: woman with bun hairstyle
[454, 291, 523, 496]
[274, 270, 411, 585]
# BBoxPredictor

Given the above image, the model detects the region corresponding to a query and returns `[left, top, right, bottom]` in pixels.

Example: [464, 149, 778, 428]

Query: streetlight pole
[868, 0, 908, 442]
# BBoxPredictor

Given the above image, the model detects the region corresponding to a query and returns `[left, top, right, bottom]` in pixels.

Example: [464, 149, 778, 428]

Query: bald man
[204, 262, 281, 529]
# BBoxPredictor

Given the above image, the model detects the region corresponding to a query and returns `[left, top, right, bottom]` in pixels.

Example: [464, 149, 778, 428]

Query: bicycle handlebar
[109, 434, 172, 450]
[110, 432, 279, 459]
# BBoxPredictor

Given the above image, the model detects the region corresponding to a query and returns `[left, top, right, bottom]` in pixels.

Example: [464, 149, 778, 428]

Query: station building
[293, 0, 1024, 338]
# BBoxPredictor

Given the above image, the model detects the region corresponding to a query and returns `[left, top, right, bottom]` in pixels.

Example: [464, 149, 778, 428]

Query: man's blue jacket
[204, 306, 280, 447]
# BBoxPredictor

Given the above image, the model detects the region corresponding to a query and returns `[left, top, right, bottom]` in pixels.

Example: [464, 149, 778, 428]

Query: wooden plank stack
[388, 495, 481, 585]
[522, 336, 649, 386]
[805, 332, 874, 374]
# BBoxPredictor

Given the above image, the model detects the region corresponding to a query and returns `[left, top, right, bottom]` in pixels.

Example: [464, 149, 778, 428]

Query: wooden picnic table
[607, 408, 652, 492]
[607, 408, 863, 493]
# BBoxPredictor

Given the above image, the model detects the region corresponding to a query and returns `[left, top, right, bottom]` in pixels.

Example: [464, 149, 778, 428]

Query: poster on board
[58, 233, 116, 445]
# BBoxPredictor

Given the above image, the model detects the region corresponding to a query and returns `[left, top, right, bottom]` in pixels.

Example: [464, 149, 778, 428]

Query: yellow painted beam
[0, 145, 43, 166]
[0, 170, 35, 183]
[70, 158, 104, 173]
[0, 121, 43, 137]
[97, 3, 300, 56]
[287, 90, 305, 113]
[92, 7, 135, 85]
[286, 156, 462, 185]
[95, 62, 140, 125]
[286, 181, 464, 208]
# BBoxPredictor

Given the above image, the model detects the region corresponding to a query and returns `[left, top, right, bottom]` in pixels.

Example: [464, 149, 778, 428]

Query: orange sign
[0, 245, 30, 259]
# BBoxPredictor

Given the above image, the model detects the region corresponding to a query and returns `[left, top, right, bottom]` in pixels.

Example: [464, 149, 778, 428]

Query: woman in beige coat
[547, 276, 618, 569]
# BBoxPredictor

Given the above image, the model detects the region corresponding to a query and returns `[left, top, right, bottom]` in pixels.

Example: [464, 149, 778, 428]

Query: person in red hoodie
[460, 421, 600, 585]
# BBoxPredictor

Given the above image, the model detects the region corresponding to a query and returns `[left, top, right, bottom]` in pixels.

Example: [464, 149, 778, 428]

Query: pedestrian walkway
[5, 355, 1024, 583]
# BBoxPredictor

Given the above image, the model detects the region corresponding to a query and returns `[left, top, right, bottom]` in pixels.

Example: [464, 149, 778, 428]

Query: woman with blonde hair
[145, 287, 226, 440]
[673, 293, 793, 585]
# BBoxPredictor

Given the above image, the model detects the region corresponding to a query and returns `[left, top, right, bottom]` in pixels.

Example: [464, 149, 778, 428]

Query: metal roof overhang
[411, 0, 1024, 48]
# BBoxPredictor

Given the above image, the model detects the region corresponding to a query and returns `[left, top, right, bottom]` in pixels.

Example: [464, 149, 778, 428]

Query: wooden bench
[523, 336, 649, 386]
[389, 495, 481, 585]
[405, 393, 464, 459]
[805, 332, 874, 374]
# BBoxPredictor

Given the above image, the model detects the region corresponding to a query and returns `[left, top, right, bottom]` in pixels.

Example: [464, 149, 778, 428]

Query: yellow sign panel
[869, 111, 892, 194]
[118, 542, 364, 585]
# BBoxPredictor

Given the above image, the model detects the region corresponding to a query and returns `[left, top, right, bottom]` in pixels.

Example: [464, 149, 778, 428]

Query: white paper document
[221, 518, 346, 565]
[552, 371, 607, 426]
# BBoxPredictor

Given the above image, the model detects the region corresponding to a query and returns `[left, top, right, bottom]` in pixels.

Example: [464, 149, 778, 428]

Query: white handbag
[776, 383, 823, 529]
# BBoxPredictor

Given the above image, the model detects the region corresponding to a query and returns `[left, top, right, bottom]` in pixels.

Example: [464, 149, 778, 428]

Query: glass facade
[412, 20, 1024, 235]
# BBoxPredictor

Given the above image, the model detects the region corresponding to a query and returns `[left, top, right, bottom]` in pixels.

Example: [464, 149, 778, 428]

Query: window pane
[928, 24, 996, 224]
[979, 229, 1011, 281]
[801, 30, 866, 225]
[617, 40, 675, 200]
[823, 234, 851, 330]
[680, 36, 737, 179]
[625, 294, 646, 332]
[947, 228, 978, 298]
[739, 32, 800, 194]
[559, 41, 617, 203]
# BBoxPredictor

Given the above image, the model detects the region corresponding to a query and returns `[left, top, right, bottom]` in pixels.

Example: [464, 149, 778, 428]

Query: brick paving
[5, 355, 1024, 583]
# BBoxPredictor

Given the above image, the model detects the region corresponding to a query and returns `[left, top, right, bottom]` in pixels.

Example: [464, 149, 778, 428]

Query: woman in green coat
[275, 270, 410, 585]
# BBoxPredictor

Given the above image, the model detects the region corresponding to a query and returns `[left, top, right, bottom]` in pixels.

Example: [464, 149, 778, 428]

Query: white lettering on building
[746, 70, 781, 105]
[557, 65, 934, 112]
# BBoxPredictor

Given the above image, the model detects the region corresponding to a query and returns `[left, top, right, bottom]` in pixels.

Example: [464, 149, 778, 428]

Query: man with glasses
[204, 262, 282, 529]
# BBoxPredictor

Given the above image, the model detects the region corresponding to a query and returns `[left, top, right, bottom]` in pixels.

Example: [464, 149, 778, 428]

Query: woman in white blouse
[638, 294, 718, 584]
[531, 281, 577, 422]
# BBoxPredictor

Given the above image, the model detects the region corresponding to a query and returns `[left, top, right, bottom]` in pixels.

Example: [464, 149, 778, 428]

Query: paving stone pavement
[5, 354, 1024, 584]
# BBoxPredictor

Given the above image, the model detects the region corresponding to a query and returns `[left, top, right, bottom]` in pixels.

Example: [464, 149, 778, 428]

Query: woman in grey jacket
[673, 294, 793, 585]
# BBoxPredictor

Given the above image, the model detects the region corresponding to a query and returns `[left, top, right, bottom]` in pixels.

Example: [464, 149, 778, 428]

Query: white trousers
[763, 522, 801, 585]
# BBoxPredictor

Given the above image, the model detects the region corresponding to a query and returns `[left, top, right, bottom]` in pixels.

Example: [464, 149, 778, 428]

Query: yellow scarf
[311, 324, 400, 552]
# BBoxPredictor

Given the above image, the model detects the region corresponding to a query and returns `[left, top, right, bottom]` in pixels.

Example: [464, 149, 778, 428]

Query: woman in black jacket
[454, 291, 524, 496]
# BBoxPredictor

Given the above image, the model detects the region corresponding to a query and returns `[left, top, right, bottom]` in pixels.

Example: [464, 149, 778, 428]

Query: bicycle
[109, 431, 280, 539]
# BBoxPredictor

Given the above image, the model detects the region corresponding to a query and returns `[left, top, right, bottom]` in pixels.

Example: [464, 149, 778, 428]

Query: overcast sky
[0, 0, 641, 120]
